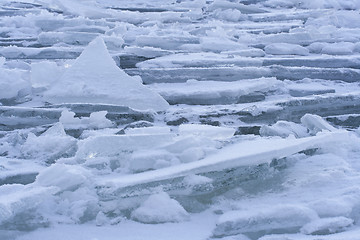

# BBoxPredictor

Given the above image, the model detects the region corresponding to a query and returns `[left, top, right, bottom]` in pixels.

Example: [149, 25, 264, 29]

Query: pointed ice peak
[44, 37, 169, 112]
[71, 37, 121, 75]
[42, 122, 67, 137]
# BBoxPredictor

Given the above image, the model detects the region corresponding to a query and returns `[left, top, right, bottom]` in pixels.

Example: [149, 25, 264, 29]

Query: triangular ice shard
[44, 37, 169, 112]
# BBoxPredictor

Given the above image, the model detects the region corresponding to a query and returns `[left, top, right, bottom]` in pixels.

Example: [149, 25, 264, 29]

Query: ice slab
[263, 56, 360, 69]
[44, 37, 169, 112]
[213, 205, 318, 237]
[75, 133, 176, 160]
[286, 81, 336, 97]
[97, 131, 348, 190]
[136, 53, 263, 68]
[300, 114, 337, 134]
[208, 0, 268, 14]
[271, 66, 360, 83]
[300, 217, 353, 235]
[149, 78, 280, 105]
[179, 124, 235, 140]
[126, 67, 272, 84]
[260, 121, 309, 138]
[265, 43, 309, 56]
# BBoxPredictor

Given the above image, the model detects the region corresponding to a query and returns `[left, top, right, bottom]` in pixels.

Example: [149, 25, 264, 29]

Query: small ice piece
[129, 150, 177, 172]
[88, 111, 114, 129]
[182, 174, 213, 186]
[95, 211, 108, 226]
[59, 109, 82, 127]
[264, 43, 309, 56]
[200, 37, 248, 53]
[124, 46, 170, 58]
[179, 147, 205, 163]
[179, 124, 235, 140]
[44, 37, 169, 112]
[300, 217, 354, 235]
[35, 164, 91, 193]
[131, 192, 189, 223]
[59, 110, 114, 129]
[213, 205, 318, 237]
[21, 123, 77, 162]
[301, 114, 337, 134]
[260, 121, 309, 138]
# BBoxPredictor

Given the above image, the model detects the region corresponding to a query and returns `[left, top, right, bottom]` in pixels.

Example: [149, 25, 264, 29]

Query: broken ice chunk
[260, 121, 309, 138]
[131, 192, 189, 223]
[59, 109, 114, 129]
[21, 123, 77, 163]
[44, 37, 169, 112]
[301, 114, 337, 134]
[300, 217, 353, 235]
[35, 164, 91, 193]
[213, 205, 318, 237]
[0, 184, 54, 227]
[97, 131, 348, 190]
[149, 78, 280, 105]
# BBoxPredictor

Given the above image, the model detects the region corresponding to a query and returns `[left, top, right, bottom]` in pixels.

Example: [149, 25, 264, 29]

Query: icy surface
[44, 38, 169, 112]
[1, 0, 360, 239]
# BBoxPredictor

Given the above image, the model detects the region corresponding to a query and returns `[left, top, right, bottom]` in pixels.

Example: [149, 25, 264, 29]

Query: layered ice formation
[1, 0, 360, 239]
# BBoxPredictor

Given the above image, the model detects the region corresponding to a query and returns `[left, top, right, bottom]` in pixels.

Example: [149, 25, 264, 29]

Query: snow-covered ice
[44, 37, 169, 112]
[1, 0, 360, 239]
